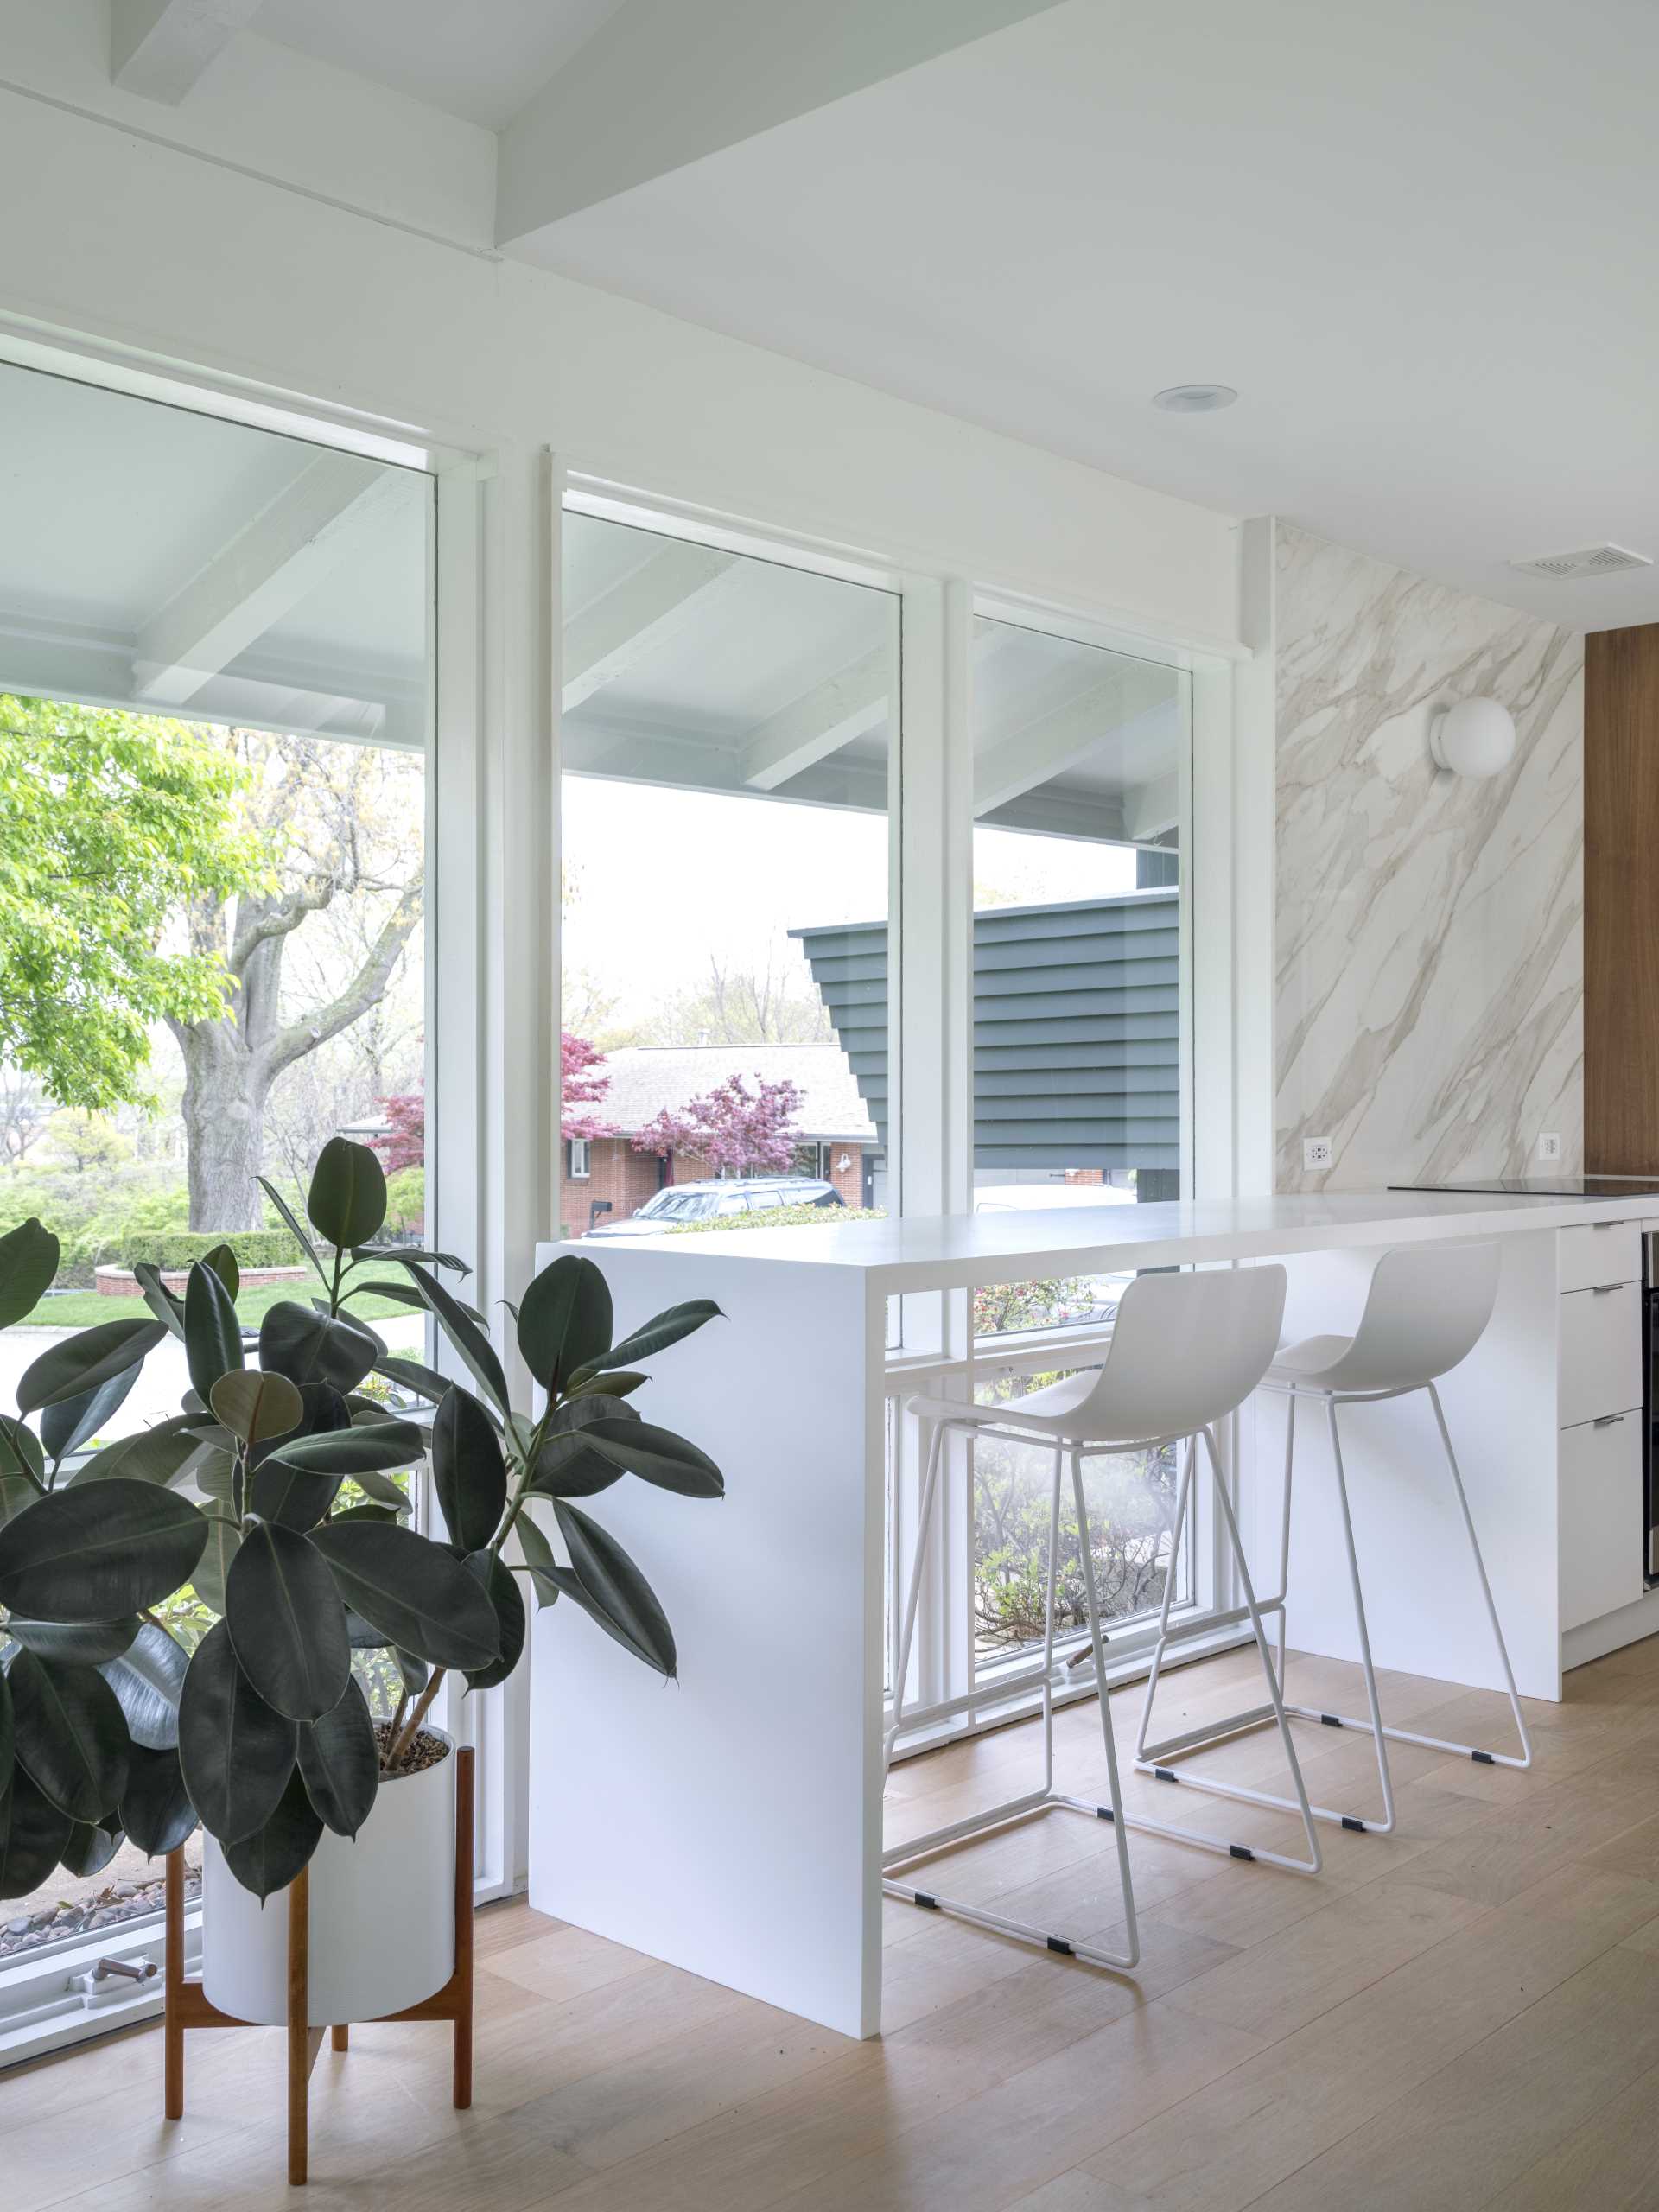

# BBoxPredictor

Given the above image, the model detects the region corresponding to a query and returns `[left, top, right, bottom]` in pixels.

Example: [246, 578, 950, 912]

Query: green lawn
[20, 1283, 416, 1330]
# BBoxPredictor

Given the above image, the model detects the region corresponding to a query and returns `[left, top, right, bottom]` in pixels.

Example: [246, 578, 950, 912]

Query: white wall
[0, 84, 1240, 645]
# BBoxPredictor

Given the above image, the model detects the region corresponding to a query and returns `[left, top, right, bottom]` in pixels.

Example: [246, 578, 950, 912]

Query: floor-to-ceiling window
[965, 622, 1194, 1683]
[556, 509, 898, 1243]
[0, 361, 434, 2053]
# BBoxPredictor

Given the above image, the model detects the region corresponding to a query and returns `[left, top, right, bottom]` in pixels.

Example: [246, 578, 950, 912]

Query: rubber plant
[0, 1137, 722, 1902]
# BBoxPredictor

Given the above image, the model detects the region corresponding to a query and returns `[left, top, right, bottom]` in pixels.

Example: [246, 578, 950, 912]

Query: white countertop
[556, 1187, 1659, 1293]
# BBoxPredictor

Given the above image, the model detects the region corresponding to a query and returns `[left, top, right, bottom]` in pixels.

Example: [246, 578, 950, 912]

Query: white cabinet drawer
[1560, 1412, 1645, 1630]
[1558, 1220, 1643, 1294]
[1558, 1281, 1643, 1429]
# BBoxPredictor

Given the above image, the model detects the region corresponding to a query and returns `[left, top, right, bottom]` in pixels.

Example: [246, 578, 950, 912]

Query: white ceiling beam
[110, 0, 264, 105]
[738, 646, 892, 791]
[972, 663, 1174, 817]
[563, 541, 739, 712]
[133, 453, 404, 709]
[497, 0, 1069, 246]
[1122, 770, 1180, 843]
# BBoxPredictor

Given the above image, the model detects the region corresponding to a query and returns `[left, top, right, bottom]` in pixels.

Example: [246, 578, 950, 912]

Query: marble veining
[1274, 524, 1584, 1192]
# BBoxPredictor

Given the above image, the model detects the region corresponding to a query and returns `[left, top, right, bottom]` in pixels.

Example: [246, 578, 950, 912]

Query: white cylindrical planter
[202, 1730, 456, 2027]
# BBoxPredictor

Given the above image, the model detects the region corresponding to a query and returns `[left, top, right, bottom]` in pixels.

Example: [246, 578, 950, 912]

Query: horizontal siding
[793, 890, 1179, 1176]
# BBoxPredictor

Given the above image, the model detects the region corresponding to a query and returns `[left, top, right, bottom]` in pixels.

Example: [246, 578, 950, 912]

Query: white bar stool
[885, 1263, 1320, 1973]
[1136, 1239, 1531, 1836]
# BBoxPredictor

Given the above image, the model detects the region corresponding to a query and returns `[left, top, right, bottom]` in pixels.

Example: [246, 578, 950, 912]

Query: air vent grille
[1510, 543, 1652, 581]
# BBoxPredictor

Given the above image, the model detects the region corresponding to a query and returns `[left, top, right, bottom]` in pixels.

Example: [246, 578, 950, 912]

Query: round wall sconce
[1430, 696, 1516, 779]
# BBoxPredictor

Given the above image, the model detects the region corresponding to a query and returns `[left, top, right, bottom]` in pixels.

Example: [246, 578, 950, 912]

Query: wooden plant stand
[163, 1745, 475, 2186]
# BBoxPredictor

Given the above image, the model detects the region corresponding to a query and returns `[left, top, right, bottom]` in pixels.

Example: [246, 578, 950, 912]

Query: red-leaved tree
[631, 1074, 803, 1177]
[367, 1092, 424, 1173]
[369, 1032, 613, 1173]
[562, 1031, 614, 1141]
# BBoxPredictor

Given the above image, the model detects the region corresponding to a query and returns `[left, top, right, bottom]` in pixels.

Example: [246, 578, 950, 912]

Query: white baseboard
[1563, 1585, 1659, 1673]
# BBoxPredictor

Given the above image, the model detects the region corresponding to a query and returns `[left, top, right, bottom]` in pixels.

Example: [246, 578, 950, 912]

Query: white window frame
[567, 1136, 591, 1179]
[0, 320, 504, 2060]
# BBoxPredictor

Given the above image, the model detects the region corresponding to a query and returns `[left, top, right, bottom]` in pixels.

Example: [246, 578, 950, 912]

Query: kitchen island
[529, 1188, 1659, 2036]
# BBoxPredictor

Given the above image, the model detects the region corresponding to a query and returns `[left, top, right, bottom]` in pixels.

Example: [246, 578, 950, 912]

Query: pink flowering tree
[631, 1074, 804, 1177]
[366, 1092, 424, 1173]
[561, 1031, 615, 1141]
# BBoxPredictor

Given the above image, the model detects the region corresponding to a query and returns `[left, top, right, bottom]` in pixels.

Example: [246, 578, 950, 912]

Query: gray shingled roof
[594, 1044, 878, 1142]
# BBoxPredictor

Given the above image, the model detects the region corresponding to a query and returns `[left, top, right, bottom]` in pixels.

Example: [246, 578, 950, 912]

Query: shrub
[384, 1166, 425, 1233]
[109, 1228, 300, 1271]
[671, 1204, 886, 1235]
[0, 1166, 192, 1283]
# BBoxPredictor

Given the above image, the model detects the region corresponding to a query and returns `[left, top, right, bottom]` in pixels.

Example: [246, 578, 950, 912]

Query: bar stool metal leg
[1137, 1388, 1404, 1832]
[1128, 1426, 1322, 1874]
[883, 1425, 1140, 1969]
[1040, 1447, 1140, 1964]
[1283, 1383, 1532, 1775]
[1169, 1394, 1395, 1836]
[885, 1415, 947, 1769]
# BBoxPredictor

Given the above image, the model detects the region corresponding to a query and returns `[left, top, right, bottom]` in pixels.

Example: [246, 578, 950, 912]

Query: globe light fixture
[1430, 696, 1516, 779]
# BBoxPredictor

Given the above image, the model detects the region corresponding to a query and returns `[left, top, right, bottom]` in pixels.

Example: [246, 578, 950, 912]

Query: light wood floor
[14, 1636, 1659, 2211]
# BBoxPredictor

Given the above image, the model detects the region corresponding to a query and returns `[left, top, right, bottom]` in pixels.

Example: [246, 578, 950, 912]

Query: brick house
[562, 1042, 880, 1239]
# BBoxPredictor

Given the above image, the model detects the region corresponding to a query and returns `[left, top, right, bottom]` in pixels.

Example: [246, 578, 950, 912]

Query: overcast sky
[561, 775, 1141, 1027]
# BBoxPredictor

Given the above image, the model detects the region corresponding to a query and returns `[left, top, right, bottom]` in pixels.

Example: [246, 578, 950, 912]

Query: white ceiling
[29, 0, 1656, 631]
[0, 363, 431, 747]
[251, 0, 629, 129]
[514, 0, 1659, 632]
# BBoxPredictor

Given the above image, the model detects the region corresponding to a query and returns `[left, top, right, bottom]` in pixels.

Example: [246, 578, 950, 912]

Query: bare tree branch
[257, 880, 423, 1083]
[226, 876, 336, 974]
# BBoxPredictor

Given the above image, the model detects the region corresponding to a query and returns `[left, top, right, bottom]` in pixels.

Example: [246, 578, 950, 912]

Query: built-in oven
[1645, 1233, 1659, 1579]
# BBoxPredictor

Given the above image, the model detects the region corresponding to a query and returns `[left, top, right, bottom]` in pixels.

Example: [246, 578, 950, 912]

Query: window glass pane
[970, 1370, 1192, 1670]
[0, 364, 433, 1975]
[970, 621, 1188, 1341]
[559, 513, 895, 1243]
[968, 626, 1192, 1669]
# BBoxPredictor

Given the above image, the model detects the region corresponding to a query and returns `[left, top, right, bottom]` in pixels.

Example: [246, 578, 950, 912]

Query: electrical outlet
[1303, 1137, 1332, 1171]
[1537, 1132, 1562, 1163]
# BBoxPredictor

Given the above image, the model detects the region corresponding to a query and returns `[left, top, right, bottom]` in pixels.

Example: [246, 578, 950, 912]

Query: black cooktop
[1389, 1174, 1659, 1199]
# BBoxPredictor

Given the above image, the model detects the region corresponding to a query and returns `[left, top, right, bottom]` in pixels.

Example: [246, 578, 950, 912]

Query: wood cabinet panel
[1586, 624, 1659, 1173]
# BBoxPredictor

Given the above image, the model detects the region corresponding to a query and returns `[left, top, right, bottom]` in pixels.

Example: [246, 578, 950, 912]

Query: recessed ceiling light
[1151, 384, 1238, 414]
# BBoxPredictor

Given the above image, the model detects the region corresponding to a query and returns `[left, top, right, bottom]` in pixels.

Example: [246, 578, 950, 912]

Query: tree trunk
[180, 1048, 268, 1232]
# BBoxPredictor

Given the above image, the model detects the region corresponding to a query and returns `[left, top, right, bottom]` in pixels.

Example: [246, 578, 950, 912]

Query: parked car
[583, 1177, 847, 1237]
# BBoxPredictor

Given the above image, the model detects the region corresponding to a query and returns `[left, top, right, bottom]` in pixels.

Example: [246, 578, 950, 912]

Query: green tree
[0, 694, 263, 1109]
[42, 1109, 132, 1175]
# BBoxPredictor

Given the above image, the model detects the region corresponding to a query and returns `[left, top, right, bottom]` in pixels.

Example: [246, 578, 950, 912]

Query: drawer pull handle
[1593, 1414, 1626, 1427]
[1592, 1282, 1624, 1294]
[1592, 1219, 1627, 1229]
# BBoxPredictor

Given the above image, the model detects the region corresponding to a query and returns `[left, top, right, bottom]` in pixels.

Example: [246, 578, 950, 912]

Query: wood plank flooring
[12, 1637, 1659, 2211]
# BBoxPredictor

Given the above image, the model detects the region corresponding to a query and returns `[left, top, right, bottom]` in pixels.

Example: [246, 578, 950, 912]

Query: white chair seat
[1265, 1333, 1353, 1384]
[906, 1369, 1103, 1436]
